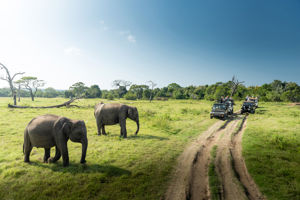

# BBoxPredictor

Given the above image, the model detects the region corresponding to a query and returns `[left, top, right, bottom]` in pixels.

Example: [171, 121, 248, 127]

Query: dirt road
[165, 115, 265, 200]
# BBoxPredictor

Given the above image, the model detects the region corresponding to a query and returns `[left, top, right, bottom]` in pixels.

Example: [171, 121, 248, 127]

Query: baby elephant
[94, 103, 139, 138]
[23, 114, 88, 167]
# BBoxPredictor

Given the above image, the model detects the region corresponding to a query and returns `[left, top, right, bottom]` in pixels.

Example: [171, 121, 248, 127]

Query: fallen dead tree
[8, 98, 80, 108]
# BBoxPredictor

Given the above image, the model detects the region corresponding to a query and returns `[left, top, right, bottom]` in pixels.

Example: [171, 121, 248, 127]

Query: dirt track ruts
[165, 115, 265, 200]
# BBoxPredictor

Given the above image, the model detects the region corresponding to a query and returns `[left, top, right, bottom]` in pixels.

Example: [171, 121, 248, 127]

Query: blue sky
[0, 0, 299, 89]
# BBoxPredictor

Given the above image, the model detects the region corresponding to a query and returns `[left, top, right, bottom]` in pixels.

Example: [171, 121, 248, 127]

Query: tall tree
[19, 76, 45, 101]
[147, 80, 157, 102]
[112, 80, 132, 98]
[0, 63, 25, 105]
[14, 79, 23, 102]
[69, 82, 88, 98]
[87, 85, 102, 98]
[230, 76, 244, 97]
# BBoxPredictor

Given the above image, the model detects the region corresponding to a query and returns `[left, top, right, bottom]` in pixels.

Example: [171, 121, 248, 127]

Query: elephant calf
[94, 103, 139, 138]
[23, 114, 88, 167]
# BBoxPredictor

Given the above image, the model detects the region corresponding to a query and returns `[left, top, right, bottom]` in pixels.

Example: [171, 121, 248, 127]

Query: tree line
[1, 63, 299, 103]
[1, 79, 299, 102]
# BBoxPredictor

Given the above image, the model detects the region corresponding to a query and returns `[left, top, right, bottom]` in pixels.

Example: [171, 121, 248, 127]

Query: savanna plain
[0, 98, 299, 200]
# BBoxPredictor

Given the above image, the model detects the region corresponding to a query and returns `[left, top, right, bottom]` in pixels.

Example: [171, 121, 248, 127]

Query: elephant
[94, 103, 139, 138]
[23, 114, 88, 167]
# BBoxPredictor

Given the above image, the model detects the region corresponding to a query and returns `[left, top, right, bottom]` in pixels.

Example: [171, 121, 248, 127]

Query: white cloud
[127, 34, 136, 43]
[99, 20, 105, 25]
[119, 30, 137, 43]
[64, 47, 81, 56]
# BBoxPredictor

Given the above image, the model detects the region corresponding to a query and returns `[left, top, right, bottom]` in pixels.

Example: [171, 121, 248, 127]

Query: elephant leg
[120, 119, 127, 138]
[43, 148, 51, 163]
[48, 146, 61, 163]
[59, 142, 69, 167]
[96, 119, 102, 135]
[24, 144, 33, 163]
[102, 125, 107, 135]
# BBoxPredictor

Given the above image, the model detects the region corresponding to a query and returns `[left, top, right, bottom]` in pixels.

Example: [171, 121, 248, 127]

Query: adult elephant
[94, 103, 139, 138]
[23, 114, 88, 167]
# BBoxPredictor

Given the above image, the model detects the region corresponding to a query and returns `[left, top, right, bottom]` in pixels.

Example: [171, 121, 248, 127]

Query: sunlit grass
[0, 97, 216, 200]
[243, 102, 300, 200]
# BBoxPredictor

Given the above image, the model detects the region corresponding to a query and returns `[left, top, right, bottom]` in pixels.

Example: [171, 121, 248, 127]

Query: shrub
[124, 93, 137, 100]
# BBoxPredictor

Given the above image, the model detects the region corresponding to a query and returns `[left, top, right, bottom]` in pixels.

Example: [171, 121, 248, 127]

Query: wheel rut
[165, 115, 265, 200]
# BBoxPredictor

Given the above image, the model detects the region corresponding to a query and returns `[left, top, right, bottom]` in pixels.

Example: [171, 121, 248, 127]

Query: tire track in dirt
[229, 117, 266, 200]
[214, 117, 248, 200]
[165, 115, 265, 200]
[165, 119, 236, 200]
[164, 120, 223, 200]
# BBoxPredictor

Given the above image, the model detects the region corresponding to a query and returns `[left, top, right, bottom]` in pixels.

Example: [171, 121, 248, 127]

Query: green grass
[208, 145, 221, 200]
[1, 98, 299, 199]
[0, 97, 216, 200]
[243, 102, 300, 200]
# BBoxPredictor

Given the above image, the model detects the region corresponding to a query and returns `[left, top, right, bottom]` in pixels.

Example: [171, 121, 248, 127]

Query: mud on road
[165, 115, 265, 200]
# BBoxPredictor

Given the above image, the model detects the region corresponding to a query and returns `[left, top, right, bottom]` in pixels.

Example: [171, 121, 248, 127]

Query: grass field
[0, 97, 216, 200]
[243, 102, 300, 200]
[0, 98, 299, 200]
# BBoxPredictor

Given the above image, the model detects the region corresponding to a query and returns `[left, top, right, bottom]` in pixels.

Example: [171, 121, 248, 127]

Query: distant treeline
[1, 80, 299, 102]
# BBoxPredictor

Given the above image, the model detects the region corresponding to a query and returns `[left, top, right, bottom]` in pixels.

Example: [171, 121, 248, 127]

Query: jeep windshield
[243, 102, 254, 106]
[212, 104, 226, 110]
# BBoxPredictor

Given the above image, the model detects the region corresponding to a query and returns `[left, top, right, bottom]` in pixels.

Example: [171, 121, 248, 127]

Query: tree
[69, 82, 88, 98]
[43, 87, 59, 98]
[19, 76, 45, 101]
[14, 79, 23, 102]
[112, 80, 132, 98]
[147, 80, 157, 102]
[230, 76, 244, 97]
[87, 85, 102, 98]
[129, 84, 149, 99]
[0, 63, 25, 105]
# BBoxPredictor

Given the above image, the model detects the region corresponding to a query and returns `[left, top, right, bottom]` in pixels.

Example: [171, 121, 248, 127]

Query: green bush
[124, 92, 137, 100]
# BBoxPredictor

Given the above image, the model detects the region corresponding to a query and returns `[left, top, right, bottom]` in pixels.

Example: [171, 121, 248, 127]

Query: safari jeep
[241, 101, 255, 114]
[210, 103, 229, 119]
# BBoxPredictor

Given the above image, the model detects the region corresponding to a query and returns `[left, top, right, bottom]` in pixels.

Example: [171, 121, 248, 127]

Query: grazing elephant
[23, 114, 88, 167]
[94, 103, 139, 138]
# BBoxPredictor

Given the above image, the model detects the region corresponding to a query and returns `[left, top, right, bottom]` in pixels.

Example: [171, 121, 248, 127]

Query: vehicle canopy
[212, 103, 227, 110]
[243, 101, 255, 106]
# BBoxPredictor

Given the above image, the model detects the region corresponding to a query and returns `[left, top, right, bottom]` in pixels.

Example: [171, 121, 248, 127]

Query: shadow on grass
[126, 134, 169, 141]
[31, 162, 131, 177]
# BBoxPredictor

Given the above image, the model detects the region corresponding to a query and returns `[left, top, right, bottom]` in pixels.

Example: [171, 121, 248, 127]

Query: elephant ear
[55, 117, 72, 138]
[128, 107, 133, 117]
[62, 122, 72, 137]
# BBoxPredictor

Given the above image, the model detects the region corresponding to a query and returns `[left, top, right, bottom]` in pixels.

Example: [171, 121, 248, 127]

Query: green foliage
[69, 82, 89, 97]
[1, 79, 300, 102]
[87, 85, 102, 98]
[124, 92, 137, 100]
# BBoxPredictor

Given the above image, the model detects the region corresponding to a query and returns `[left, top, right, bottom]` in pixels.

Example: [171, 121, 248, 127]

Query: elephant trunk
[135, 120, 139, 135]
[80, 137, 88, 164]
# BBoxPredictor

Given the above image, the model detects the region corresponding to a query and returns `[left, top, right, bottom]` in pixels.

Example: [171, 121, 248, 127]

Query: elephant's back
[96, 103, 122, 125]
[26, 115, 58, 148]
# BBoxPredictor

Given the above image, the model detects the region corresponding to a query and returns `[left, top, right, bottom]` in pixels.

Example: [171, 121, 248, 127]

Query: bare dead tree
[147, 80, 157, 102]
[112, 80, 132, 98]
[0, 63, 25, 105]
[230, 75, 244, 97]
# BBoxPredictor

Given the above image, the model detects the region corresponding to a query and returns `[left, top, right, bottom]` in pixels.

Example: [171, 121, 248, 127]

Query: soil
[164, 115, 265, 200]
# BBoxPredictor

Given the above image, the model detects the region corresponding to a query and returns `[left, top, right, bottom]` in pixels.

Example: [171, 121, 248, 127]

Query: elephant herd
[23, 103, 140, 167]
